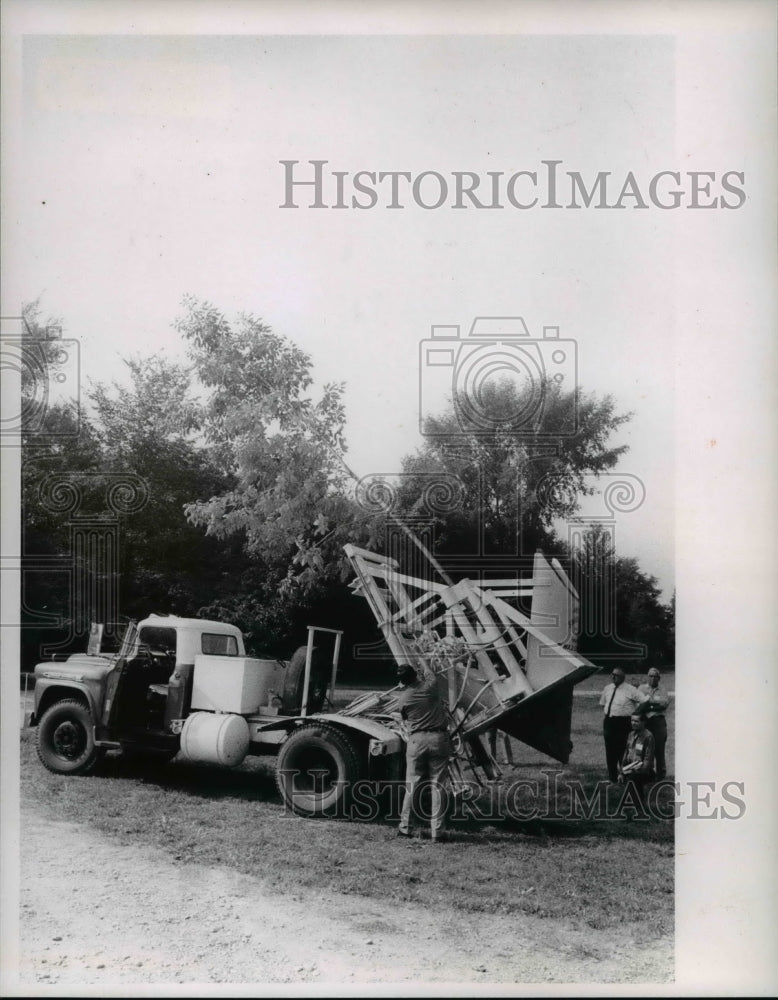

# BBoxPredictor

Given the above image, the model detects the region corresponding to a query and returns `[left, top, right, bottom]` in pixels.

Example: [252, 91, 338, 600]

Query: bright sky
[17, 29, 681, 594]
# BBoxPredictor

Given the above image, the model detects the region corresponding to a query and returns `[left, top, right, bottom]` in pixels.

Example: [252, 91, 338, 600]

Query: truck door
[100, 626, 177, 735]
[99, 656, 131, 737]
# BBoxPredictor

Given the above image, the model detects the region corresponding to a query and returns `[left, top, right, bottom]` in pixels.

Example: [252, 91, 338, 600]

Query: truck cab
[30, 616, 256, 773]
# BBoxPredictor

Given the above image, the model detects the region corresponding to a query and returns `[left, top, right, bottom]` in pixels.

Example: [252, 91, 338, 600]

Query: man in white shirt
[599, 668, 642, 781]
[637, 667, 671, 779]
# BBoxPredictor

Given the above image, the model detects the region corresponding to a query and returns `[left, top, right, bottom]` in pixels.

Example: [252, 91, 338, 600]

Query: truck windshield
[138, 626, 177, 654]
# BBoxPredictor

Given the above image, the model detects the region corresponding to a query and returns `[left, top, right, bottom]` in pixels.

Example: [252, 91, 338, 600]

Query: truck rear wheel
[276, 723, 362, 817]
[36, 698, 100, 776]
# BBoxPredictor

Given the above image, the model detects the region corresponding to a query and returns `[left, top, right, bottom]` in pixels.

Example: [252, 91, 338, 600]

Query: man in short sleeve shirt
[599, 668, 642, 782]
[638, 667, 671, 779]
[393, 663, 453, 842]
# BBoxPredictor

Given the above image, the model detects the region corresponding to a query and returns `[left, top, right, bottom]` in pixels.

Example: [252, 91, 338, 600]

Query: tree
[389, 379, 678, 668]
[87, 354, 239, 621]
[19, 299, 105, 667]
[20, 335, 241, 664]
[21, 401, 107, 668]
[570, 523, 674, 669]
[397, 378, 631, 563]
[174, 297, 377, 597]
[20, 297, 387, 665]
[18, 298, 84, 436]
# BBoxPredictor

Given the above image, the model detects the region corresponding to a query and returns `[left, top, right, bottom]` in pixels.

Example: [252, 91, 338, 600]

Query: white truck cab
[134, 615, 246, 664]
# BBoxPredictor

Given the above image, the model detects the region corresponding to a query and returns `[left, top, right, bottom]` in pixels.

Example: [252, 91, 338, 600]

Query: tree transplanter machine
[28, 541, 598, 819]
[339, 545, 599, 790]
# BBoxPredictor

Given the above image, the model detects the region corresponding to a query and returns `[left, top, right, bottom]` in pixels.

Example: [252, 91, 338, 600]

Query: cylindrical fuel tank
[179, 711, 250, 766]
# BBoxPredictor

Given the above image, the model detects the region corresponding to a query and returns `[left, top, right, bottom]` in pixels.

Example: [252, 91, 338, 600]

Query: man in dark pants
[638, 667, 671, 779]
[393, 663, 453, 842]
[618, 710, 656, 805]
[599, 668, 642, 782]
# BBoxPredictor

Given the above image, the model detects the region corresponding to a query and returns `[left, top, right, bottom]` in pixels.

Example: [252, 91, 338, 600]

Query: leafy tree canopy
[88, 355, 201, 466]
[398, 378, 631, 558]
[174, 297, 375, 593]
[571, 523, 674, 668]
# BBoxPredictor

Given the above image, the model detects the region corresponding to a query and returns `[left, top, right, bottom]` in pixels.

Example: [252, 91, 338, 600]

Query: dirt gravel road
[12, 800, 672, 991]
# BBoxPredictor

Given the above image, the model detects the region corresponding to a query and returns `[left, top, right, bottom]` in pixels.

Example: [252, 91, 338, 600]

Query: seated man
[618, 711, 655, 805]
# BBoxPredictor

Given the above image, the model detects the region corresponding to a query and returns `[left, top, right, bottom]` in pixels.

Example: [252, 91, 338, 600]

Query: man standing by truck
[394, 662, 453, 843]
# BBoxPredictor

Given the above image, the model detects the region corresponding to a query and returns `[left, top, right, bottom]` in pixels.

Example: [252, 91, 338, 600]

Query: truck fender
[307, 713, 404, 757]
[31, 679, 99, 726]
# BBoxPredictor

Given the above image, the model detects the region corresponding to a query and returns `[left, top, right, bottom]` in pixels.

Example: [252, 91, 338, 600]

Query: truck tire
[282, 646, 330, 715]
[276, 723, 362, 817]
[36, 698, 100, 776]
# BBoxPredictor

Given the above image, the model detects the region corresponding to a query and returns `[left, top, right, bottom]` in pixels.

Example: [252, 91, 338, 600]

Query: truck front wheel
[36, 699, 100, 776]
[276, 723, 362, 818]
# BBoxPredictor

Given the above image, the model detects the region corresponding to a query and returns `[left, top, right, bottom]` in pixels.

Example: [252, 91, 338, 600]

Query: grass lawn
[19, 690, 674, 940]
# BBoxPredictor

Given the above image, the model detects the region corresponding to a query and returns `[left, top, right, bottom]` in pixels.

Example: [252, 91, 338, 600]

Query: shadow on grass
[24, 732, 674, 846]
[449, 770, 675, 845]
[451, 810, 673, 845]
[94, 751, 281, 803]
[95, 754, 675, 844]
